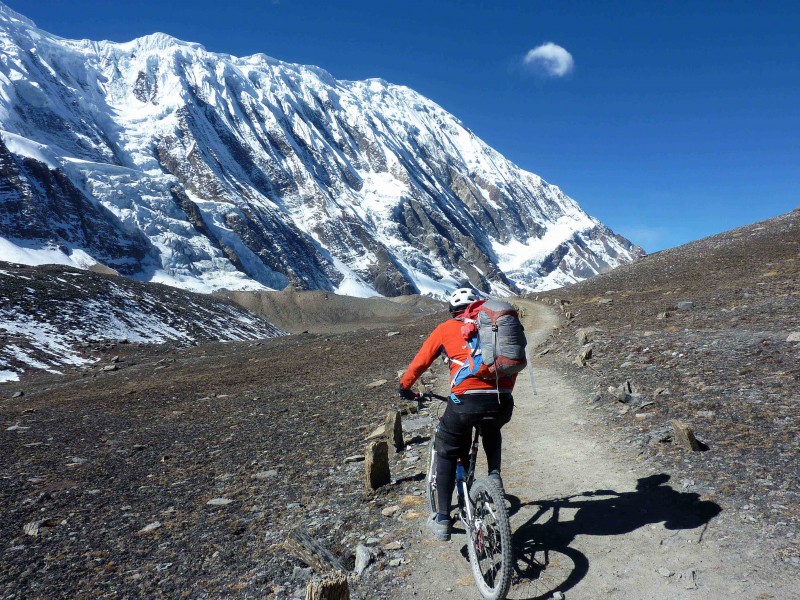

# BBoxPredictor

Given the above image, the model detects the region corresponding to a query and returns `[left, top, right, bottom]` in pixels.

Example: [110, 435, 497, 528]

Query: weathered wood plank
[284, 530, 347, 573]
[306, 570, 349, 600]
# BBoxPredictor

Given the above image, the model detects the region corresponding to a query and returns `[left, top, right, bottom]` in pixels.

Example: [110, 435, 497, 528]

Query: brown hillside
[536, 208, 800, 537]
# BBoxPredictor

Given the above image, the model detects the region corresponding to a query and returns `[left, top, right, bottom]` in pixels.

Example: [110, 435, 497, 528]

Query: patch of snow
[0, 237, 99, 269]
[0, 130, 59, 168]
[0, 370, 19, 383]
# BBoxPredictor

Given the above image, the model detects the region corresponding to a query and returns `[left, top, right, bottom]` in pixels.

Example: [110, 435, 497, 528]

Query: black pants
[434, 392, 513, 517]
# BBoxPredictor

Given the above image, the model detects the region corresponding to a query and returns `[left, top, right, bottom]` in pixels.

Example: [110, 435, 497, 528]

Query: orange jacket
[400, 318, 516, 396]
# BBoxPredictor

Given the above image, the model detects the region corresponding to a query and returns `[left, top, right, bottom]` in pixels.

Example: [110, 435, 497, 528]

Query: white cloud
[523, 43, 574, 78]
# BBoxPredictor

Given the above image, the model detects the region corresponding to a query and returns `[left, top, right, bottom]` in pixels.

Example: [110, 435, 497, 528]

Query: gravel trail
[401, 301, 796, 599]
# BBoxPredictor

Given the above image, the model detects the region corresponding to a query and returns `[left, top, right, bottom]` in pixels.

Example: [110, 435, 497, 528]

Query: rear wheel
[425, 430, 439, 516]
[466, 477, 513, 600]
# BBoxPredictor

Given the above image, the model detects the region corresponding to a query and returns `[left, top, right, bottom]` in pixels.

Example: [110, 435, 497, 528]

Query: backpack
[450, 299, 528, 388]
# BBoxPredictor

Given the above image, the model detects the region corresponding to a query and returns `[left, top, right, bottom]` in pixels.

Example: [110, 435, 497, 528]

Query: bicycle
[421, 392, 513, 600]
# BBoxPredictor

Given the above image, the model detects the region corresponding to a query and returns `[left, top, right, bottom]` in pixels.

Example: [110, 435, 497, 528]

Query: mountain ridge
[0, 2, 643, 297]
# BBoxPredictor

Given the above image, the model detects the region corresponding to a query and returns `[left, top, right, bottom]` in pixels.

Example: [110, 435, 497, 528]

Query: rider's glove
[397, 385, 417, 401]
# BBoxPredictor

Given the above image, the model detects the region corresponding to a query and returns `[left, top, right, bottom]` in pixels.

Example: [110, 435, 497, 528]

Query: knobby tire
[425, 431, 439, 516]
[466, 477, 513, 600]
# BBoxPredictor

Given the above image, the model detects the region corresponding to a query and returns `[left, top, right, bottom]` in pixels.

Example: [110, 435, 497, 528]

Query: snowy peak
[0, 3, 643, 297]
[0, 2, 36, 29]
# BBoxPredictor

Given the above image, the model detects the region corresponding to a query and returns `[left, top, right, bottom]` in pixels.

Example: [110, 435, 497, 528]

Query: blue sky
[9, 0, 799, 251]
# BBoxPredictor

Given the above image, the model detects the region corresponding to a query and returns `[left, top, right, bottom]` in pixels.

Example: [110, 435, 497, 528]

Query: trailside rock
[354, 544, 374, 576]
[576, 344, 593, 367]
[364, 440, 390, 491]
[206, 498, 234, 506]
[671, 420, 701, 451]
[385, 411, 404, 451]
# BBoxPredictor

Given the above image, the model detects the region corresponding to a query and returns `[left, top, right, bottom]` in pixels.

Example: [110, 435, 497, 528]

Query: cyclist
[398, 287, 515, 541]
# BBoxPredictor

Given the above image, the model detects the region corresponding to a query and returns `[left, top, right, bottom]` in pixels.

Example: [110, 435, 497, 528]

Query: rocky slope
[0, 303, 447, 598]
[0, 261, 284, 382]
[535, 208, 800, 552]
[0, 2, 642, 297]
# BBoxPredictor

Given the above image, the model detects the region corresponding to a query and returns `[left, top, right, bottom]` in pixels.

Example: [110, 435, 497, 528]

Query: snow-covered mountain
[0, 2, 643, 298]
[0, 260, 284, 382]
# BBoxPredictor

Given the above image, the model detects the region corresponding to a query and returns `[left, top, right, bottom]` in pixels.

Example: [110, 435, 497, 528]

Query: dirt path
[400, 301, 795, 599]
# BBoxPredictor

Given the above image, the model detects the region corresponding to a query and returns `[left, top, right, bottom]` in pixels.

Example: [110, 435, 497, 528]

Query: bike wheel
[466, 477, 513, 600]
[425, 430, 438, 515]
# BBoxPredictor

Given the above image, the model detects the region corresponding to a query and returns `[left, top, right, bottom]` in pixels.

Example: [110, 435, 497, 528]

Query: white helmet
[448, 287, 479, 309]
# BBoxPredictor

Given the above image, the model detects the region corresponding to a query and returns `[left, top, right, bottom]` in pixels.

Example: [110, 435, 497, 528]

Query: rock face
[0, 2, 643, 296]
[0, 261, 284, 379]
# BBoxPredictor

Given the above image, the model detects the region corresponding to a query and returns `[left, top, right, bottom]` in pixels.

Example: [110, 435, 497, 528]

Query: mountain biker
[397, 287, 515, 541]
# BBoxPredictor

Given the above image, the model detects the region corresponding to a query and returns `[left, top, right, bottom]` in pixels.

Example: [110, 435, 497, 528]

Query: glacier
[0, 2, 643, 298]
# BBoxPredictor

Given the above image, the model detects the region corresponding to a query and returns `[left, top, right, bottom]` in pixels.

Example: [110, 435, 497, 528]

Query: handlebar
[419, 391, 449, 402]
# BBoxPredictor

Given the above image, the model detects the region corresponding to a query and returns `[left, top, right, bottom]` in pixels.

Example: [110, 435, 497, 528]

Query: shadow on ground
[508, 474, 721, 600]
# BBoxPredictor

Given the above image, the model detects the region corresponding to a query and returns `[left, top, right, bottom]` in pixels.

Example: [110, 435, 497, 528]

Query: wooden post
[306, 571, 349, 600]
[283, 530, 347, 573]
[671, 420, 701, 451]
[364, 440, 390, 491]
[385, 410, 404, 451]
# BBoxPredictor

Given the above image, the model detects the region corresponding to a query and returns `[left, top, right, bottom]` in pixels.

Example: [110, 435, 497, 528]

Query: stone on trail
[615, 381, 633, 403]
[366, 379, 388, 389]
[365, 424, 386, 441]
[253, 470, 278, 480]
[139, 521, 162, 534]
[364, 440, 390, 491]
[383, 540, 403, 550]
[23, 518, 57, 536]
[12, 391, 24, 398]
[576, 344, 593, 366]
[381, 505, 400, 517]
[676, 301, 694, 310]
[671, 420, 701, 451]
[386, 331, 401, 337]
[206, 497, 234, 506]
[354, 544, 374, 575]
[343, 455, 364, 464]
[787, 332, 800, 343]
[23, 521, 41, 537]
[657, 311, 670, 320]
[657, 567, 674, 577]
[102, 364, 118, 372]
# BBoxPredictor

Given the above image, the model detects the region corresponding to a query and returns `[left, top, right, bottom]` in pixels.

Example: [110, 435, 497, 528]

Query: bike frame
[457, 424, 482, 528]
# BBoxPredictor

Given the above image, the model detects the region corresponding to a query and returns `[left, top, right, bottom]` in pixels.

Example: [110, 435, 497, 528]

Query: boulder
[364, 441, 390, 491]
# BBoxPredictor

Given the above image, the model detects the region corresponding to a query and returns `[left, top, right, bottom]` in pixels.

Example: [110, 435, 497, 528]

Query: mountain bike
[422, 392, 513, 600]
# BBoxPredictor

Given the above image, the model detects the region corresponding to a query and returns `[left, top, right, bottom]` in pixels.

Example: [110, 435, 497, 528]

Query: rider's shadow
[509, 474, 721, 599]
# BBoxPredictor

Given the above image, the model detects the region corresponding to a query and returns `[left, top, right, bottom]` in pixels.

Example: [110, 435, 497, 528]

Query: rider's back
[399, 318, 516, 396]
